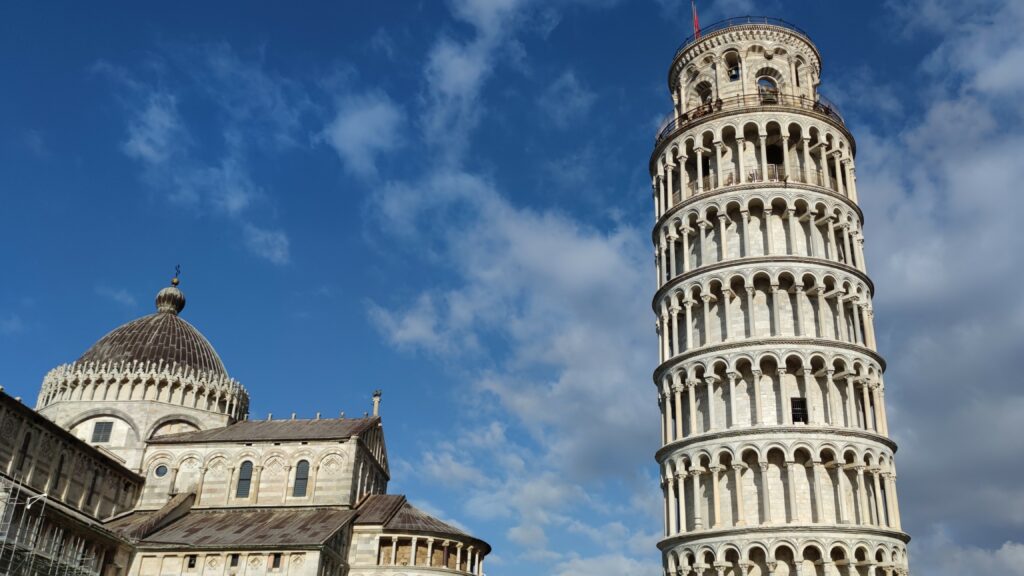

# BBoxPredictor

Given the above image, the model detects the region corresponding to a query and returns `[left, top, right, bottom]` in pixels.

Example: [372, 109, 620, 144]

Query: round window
[155, 465, 168, 478]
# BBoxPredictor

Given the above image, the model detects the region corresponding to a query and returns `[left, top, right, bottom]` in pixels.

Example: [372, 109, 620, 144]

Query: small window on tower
[229, 554, 240, 568]
[92, 421, 113, 443]
[791, 398, 809, 424]
[271, 553, 283, 570]
[186, 555, 197, 570]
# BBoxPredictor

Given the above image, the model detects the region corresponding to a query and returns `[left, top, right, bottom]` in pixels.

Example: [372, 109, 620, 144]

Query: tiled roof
[353, 494, 406, 525]
[355, 495, 489, 552]
[385, 502, 470, 538]
[128, 508, 356, 548]
[148, 417, 379, 444]
[77, 310, 227, 378]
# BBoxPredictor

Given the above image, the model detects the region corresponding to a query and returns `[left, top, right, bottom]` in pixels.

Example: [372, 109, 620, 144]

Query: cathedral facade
[649, 17, 911, 575]
[0, 280, 489, 576]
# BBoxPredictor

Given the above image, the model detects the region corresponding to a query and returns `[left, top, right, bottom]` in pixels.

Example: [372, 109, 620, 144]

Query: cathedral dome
[76, 280, 227, 378]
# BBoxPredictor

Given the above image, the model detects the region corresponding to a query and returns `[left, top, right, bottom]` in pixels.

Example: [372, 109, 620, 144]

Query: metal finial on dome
[156, 270, 186, 315]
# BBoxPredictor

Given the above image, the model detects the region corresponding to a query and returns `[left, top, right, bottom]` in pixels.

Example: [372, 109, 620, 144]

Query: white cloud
[95, 286, 138, 307]
[122, 92, 186, 165]
[243, 224, 290, 266]
[322, 91, 404, 178]
[538, 71, 596, 128]
[553, 553, 662, 576]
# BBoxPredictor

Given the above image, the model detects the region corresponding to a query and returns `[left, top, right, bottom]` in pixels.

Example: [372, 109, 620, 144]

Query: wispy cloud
[100, 44, 298, 265]
[322, 91, 404, 178]
[95, 286, 138, 308]
[537, 70, 596, 128]
[0, 314, 24, 336]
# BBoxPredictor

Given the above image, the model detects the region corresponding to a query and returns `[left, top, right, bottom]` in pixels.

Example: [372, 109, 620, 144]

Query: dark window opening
[91, 421, 113, 443]
[229, 554, 240, 567]
[292, 460, 310, 497]
[791, 398, 809, 424]
[236, 461, 253, 498]
[53, 454, 65, 493]
[86, 473, 99, 506]
[155, 465, 168, 478]
[271, 553, 282, 569]
[15, 433, 32, 473]
[186, 555, 197, 569]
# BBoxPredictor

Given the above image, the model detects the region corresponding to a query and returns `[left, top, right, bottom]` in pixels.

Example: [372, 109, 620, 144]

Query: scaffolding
[0, 476, 99, 576]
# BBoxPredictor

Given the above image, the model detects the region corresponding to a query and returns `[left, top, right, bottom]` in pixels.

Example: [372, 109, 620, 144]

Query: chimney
[372, 390, 382, 417]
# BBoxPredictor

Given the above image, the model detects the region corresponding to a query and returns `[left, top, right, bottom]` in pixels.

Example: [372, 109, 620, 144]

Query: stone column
[667, 476, 678, 535]
[680, 155, 690, 199]
[846, 378, 857, 429]
[759, 135, 768, 180]
[779, 369, 792, 426]
[824, 370, 836, 426]
[681, 227, 692, 272]
[833, 464, 849, 524]
[662, 479, 670, 535]
[770, 285, 782, 336]
[166, 467, 179, 497]
[687, 381, 699, 436]
[785, 461, 799, 523]
[886, 473, 903, 529]
[691, 470, 704, 530]
[852, 303, 864, 345]
[759, 462, 772, 524]
[765, 210, 776, 254]
[786, 208, 799, 256]
[827, 218, 839, 261]
[411, 536, 419, 566]
[696, 148, 705, 192]
[391, 537, 398, 565]
[861, 382, 873, 432]
[745, 287, 756, 338]
[833, 152, 845, 195]
[799, 369, 815, 424]
[821, 147, 832, 190]
[801, 137, 811, 183]
[660, 391, 670, 444]
[872, 470, 886, 526]
[710, 466, 722, 528]
[793, 286, 805, 337]
[666, 163, 676, 208]
[752, 369, 763, 425]
[670, 306, 681, 357]
[836, 294, 848, 342]
[811, 461, 826, 522]
[855, 466, 869, 524]
[684, 300, 694, 351]
[733, 464, 747, 526]
[705, 376, 718, 431]
[427, 538, 434, 567]
[740, 210, 751, 257]
[781, 134, 790, 179]
[722, 289, 733, 341]
[728, 372, 740, 428]
[737, 138, 747, 183]
[667, 233, 678, 278]
[702, 295, 712, 346]
[714, 142, 724, 189]
[677, 473, 688, 534]
[673, 381, 684, 440]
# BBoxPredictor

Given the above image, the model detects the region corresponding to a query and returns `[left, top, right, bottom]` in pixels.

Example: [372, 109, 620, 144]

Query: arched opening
[236, 461, 254, 498]
[724, 51, 742, 82]
[293, 459, 310, 497]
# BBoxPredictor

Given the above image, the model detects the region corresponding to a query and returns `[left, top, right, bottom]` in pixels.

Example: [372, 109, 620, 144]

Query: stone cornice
[650, 105, 856, 166]
[654, 425, 898, 462]
[656, 523, 911, 551]
[653, 337, 887, 380]
[651, 256, 874, 307]
[670, 25, 822, 88]
[653, 183, 865, 235]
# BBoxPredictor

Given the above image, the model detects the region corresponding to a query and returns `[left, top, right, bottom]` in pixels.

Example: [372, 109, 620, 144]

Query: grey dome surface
[76, 284, 227, 378]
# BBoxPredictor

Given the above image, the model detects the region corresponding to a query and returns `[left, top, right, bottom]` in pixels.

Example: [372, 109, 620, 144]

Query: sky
[2, 0, 1023, 574]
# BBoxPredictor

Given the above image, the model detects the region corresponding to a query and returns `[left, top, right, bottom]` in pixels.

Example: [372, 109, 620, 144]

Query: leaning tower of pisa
[650, 17, 910, 576]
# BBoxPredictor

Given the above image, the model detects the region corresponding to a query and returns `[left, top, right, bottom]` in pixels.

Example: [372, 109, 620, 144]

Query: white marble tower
[650, 17, 910, 576]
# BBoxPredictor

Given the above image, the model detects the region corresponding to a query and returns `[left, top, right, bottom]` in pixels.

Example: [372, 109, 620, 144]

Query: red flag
[692, 0, 701, 39]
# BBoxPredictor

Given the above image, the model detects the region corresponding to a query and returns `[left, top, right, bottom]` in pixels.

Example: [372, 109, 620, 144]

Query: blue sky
[3, 0, 1024, 574]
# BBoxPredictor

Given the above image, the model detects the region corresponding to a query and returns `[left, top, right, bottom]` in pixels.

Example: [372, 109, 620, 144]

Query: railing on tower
[656, 93, 845, 145]
[670, 164, 838, 204]
[673, 16, 811, 61]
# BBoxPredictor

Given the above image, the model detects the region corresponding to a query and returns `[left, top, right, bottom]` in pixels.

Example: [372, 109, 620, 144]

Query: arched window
[794, 61, 802, 87]
[292, 460, 310, 497]
[236, 461, 253, 498]
[758, 77, 779, 103]
[724, 51, 741, 81]
[14, 433, 32, 474]
[53, 454, 66, 493]
[694, 81, 713, 105]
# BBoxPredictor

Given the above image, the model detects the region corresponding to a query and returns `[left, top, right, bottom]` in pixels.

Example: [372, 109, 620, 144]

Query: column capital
[758, 462, 770, 472]
[731, 463, 747, 472]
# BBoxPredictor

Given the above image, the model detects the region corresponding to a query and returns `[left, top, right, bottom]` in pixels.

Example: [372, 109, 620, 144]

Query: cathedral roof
[75, 280, 228, 378]
[108, 506, 356, 548]
[355, 495, 491, 553]
[147, 416, 380, 444]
